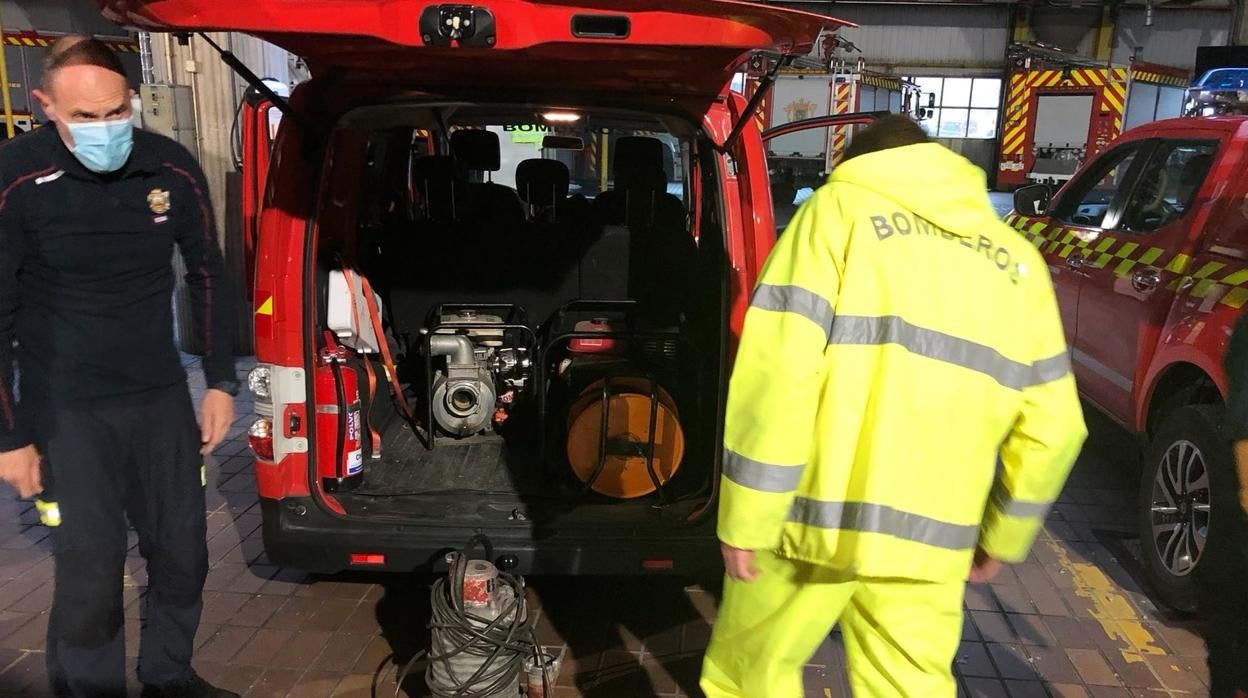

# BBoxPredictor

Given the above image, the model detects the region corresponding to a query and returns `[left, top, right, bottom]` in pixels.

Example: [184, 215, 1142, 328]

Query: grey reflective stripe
[828, 315, 1058, 391]
[788, 498, 980, 550]
[751, 284, 835, 341]
[723, 449, 805, 493]
[989, 480, 1052, 519]
[1031, 350, 1073, 385]
[1072, 348, 1133, 391]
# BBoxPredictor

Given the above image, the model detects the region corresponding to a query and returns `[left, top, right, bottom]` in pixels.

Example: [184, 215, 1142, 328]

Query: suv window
[1117, 141, 1219, 234]
[1052, 143, 1148, 228]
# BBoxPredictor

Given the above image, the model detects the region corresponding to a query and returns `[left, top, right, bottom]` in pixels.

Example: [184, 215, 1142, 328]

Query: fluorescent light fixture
[542, 111, 581, 123]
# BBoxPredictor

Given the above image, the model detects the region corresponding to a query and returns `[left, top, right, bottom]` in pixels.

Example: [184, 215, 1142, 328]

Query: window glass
[910, 77, 1000, 140]
[915, 77, 943, 109]
[1053, 144, 1145, 227]
[1118, 141, 1219, 234]
[970, 79, 1002, 108]
[938, 109, 969, 138]
[942, 78, 973, 108]
[967, 109, 998, 139]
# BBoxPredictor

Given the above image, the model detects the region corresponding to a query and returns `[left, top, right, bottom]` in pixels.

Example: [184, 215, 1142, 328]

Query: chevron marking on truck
[1006, 212, 1248, 309]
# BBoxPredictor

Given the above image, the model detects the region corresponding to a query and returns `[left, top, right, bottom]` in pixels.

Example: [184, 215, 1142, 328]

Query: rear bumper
[260, 497, 721, 576]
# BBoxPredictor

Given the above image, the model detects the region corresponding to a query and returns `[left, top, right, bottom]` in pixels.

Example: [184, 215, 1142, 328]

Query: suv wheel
[1138, 404, 1227, 612]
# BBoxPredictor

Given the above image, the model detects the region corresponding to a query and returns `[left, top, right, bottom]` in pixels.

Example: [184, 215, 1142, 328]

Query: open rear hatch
[99, 0, 847, 102]
[97, 1, 850, 533]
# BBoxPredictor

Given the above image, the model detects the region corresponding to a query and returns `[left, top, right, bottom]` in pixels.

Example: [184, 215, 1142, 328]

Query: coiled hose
[396, 537, 552, 697]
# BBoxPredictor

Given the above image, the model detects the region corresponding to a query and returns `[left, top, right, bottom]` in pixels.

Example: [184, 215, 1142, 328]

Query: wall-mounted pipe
[138, 31, 155, 84]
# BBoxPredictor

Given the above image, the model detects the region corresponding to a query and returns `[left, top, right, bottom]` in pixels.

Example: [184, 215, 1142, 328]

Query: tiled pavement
[0, 359, 1215, 697]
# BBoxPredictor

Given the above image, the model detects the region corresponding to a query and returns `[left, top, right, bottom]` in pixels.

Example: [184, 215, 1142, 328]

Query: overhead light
[542, 111, 581, 123]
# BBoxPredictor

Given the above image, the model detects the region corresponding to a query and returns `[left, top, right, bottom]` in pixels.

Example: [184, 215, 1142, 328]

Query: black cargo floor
[348, 420, 547, 497]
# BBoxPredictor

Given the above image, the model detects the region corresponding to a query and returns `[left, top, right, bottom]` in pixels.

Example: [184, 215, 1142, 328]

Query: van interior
[315, 104, 729, 526]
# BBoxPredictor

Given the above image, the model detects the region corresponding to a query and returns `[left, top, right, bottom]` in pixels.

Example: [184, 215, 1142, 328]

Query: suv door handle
[1132, 267, 1162, 292]
[1066, 254, 1085, 270]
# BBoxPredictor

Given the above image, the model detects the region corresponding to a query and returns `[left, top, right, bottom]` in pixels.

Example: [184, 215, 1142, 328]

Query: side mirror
[1013, 184, 1053, 217]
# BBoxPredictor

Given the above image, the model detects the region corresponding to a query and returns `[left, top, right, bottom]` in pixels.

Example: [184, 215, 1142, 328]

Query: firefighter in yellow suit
[701, 116, 1087, 698]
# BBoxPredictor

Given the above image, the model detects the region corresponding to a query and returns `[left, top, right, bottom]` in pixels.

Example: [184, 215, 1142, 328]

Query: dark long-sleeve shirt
[0, 126, 235, 452]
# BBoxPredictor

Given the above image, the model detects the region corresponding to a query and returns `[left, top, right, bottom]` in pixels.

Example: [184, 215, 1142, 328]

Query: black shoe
[140, 675, 239, 698]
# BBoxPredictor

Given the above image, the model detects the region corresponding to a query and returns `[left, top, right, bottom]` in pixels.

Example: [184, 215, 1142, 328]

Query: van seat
[450, 129, 526, 226]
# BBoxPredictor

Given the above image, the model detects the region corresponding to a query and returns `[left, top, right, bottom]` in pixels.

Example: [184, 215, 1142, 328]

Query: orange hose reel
[565, 377, 685, 499]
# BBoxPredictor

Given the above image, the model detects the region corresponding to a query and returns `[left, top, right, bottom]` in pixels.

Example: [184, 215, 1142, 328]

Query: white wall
[1113, 9, 1231, 69]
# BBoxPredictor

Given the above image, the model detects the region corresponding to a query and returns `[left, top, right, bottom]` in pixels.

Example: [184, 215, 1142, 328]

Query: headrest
[613, 137, 666, 191]
[411, 155, 460, 184]
[410, 156, 461, 221]
[516, 159, 570, 207]
[450, 129, 501, 172]
[1179, 153, 1214, 187]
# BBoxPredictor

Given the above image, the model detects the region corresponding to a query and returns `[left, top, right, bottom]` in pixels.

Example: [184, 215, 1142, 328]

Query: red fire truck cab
[1008, 83, 1248, 608]
[99, 0, 880, 576]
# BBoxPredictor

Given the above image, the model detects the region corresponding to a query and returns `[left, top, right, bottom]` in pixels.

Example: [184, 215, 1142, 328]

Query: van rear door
[99, 0, 847, 103]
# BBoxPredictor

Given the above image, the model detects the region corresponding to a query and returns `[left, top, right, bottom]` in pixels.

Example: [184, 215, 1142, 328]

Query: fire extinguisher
[316, 340, 364, 493]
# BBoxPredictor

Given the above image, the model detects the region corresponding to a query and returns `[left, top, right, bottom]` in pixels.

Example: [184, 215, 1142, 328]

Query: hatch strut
[717, 53, 793, 153]
[194, 32, 303, 127]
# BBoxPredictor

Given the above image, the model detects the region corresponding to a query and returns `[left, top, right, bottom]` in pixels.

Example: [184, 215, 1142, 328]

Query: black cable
[395, 538, 553, 698]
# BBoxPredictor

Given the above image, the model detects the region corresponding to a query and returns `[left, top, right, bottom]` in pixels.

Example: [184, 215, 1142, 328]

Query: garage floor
[0, 358, 1215, 697]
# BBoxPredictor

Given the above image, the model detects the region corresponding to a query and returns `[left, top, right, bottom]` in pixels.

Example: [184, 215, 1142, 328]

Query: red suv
[1009, 114, 1248, 609]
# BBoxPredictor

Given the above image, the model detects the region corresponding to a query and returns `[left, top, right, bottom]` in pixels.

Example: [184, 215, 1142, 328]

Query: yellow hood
[829, 142, 998, 238]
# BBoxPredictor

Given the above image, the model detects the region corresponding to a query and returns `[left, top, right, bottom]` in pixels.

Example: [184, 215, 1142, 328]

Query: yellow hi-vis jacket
[720, 142, 1087, 582]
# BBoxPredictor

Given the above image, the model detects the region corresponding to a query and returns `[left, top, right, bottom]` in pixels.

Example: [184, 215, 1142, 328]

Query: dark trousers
[37, 385, 208, 697]
[1195, 479, 1248, 697]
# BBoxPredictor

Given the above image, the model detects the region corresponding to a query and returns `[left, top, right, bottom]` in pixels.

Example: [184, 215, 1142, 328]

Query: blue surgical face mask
[66, 118, 134, 173]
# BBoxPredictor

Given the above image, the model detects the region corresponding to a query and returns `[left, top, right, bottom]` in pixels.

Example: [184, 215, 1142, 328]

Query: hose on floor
[395, 536, 552, 697]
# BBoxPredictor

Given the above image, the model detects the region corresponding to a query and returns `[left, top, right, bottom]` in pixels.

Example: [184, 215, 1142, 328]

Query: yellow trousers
[701, 551, 965, 698]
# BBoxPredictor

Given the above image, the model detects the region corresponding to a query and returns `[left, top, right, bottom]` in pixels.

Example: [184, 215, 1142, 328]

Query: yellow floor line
[1044, 539, 1178, 689]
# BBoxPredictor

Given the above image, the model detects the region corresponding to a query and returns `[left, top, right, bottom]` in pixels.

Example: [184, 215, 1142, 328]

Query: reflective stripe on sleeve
[828, 315, 1070, 390]
[1031, 350, 1073, 385]
[723, 449, 805, 493]
[788, 498, 980, 550]
[989, 479, 1052, 519]
[750, 284, 835, 342]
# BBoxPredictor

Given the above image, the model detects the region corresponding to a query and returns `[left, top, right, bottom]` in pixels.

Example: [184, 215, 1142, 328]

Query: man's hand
[969, 547, 1004, 583]
[721, 543, 762, 583]
[0, 445, 42, 498]
[200, 389, 235, 455]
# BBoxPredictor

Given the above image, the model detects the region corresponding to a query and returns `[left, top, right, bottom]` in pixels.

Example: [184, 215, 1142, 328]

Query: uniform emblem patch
[147, 189, 171, 215]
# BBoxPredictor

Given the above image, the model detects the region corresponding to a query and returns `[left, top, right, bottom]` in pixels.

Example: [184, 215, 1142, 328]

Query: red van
[100, 0, 884, 576]
[1009, 113, 1248, 609]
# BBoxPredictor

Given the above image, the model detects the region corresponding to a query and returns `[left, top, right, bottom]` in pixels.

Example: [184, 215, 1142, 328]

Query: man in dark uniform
[0, 39, 239, 697]
[1201, 310, 1248, 698]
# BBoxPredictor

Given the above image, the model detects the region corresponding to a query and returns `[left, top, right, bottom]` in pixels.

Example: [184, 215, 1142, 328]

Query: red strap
[342, 268, 418, 426]
[361, 355, 382, 458]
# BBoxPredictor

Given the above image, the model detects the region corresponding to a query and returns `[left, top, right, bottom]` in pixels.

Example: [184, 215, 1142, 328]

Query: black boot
[140, 675, 240, 698]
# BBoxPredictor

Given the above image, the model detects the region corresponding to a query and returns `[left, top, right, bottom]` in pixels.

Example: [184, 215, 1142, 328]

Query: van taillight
[248, 418, 275, 461]
[350, 553, 386, 566]
[641, 558, 674, 571]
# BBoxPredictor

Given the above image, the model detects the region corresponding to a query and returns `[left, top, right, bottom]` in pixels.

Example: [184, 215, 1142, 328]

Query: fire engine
[998, 43, 1191, 190]
[1007, 52, 1248, 610]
